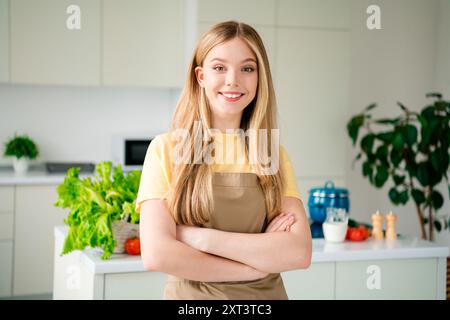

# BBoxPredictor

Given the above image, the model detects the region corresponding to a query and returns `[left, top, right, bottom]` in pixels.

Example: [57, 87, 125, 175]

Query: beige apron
[164, 172, 288, 300]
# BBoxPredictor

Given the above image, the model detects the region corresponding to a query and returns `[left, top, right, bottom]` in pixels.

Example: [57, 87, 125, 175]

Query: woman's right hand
[265, 212, 296, 233]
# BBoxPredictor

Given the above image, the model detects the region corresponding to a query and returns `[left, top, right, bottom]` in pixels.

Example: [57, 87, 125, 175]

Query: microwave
[112, 133, 159, 171]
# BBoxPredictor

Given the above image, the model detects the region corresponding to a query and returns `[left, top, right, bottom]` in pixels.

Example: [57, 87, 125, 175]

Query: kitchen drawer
[282, 262, 335, 299]
[0, 186, 14, 213]
[104, 272, 166, 300]
[0, 241, 13, 297]
[335, 258, 437, 299]
[0, 213, 14, 240]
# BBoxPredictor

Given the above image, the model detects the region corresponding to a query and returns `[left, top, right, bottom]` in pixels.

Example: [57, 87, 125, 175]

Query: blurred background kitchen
[0, 0, 449, 299]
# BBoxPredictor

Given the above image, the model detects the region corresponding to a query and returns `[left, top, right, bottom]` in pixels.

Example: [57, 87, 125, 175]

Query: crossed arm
[140, 197, 312, 282]
[176, 197, 312, 273]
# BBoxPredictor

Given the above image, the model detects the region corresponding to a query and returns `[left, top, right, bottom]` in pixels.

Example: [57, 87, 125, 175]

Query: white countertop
[0, 165, 93, 185]
[54, 226, 449, 275]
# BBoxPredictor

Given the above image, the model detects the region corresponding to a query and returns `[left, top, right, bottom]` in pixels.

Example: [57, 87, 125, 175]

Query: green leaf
[374, 165, 389, 188]
[392, 131, 404, 150]
[362, 161, 373, 178]
[347, 115, 365, 145]
[360, 134, 375, 154]
[399, 190, 409, 205]
[411, 189, 426, 205]
[431, 190, 444, 210]
[375, 144, 389, 158]
[402, 125, 418, 146]
[364, 103, 377, 112]
[416, 162, 430, 187]
[434, 220, 442, 232]
[426, 92, 442, 100]
[388, 187, 400, 205]
[397, 101, 408, 112]
[393, 175, 406, 186]
[376, 118, 401, 125]
[389, 148, 403, 167]
[377, 131, 394, 143]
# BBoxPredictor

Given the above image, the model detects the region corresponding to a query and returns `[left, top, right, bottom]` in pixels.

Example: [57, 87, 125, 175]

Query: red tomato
[125, 237, 141, 255]
[346, 226, 369, 242]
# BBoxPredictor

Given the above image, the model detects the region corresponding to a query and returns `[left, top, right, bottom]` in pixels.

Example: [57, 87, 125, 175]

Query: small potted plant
[3, 134, 39, 174]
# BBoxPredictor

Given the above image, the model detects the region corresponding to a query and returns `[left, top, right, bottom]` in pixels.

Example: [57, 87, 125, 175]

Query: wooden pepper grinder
[371, 210, 384, 240]
[385, 211, 398, 240]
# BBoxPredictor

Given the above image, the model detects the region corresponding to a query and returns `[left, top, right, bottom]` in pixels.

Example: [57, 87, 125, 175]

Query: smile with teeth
[220, 92, 244, 102]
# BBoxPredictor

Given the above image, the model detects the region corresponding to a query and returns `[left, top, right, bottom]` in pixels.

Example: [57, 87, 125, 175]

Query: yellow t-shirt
[135, 132, 301, 213]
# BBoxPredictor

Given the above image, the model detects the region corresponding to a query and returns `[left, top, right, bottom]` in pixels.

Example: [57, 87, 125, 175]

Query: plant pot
[13, 157, 29, 175]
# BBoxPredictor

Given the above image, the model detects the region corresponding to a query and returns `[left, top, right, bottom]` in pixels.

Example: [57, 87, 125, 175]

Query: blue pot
[308, 181, 350, 223]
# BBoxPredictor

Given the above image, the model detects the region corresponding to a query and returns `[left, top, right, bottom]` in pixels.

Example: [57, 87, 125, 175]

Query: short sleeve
[135, 135, 172, 213]
[280, 145, 302, 200]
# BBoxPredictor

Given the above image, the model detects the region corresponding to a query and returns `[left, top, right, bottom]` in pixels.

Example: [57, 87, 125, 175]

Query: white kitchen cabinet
[0, 0, 9, 82]
[10, 0, 101, 85]
[335, 258, 438, 299]
[282, 262, 335, 299]
[0, 186, 14, 213]
[275, 27, 350, 177]
[102, 0, 185, 88]
[0, 241, 13, 297]
[14, 185, 66, 296]
[276, 0, 351, 29]
[198, 0, 276, 25]
[0, 186, 14, 298]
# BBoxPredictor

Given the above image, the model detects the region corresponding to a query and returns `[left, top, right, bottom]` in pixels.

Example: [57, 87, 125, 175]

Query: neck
[211, 113, 242, 133]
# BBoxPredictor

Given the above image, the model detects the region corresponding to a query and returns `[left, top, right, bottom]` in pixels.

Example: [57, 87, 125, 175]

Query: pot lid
[309, 180, 349, 198]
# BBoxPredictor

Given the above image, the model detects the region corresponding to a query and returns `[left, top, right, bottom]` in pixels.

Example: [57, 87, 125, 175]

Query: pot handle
[324, 180, 335, 189]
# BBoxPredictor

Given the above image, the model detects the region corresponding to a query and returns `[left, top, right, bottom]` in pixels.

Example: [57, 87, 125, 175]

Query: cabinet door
[198, 0, 276, 25]
[275, 27, 350, 177]
[10, 0, 101, 85]
[0, 241, 13, 297]
[282, 262, 335, 299]
[14, 185, 66, 296]
[102, 0, 184, 88]
[0, 0, 9, 82]
[276, 0, 351, 29]
[335, 258, 437, 299]
[104, 272, 167, 300]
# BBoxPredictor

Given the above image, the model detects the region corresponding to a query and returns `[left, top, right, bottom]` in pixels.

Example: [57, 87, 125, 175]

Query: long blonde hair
[168, 21, 284, 226]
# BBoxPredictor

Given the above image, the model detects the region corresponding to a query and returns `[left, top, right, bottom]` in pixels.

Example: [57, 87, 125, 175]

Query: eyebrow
[210, 58, 257, 64]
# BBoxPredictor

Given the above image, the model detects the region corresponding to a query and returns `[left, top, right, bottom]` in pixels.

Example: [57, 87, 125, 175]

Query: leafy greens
[54, 161, 141, 259]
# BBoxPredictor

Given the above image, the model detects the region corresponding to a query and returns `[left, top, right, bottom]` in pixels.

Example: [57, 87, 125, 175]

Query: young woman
[136, 21, 312, 300]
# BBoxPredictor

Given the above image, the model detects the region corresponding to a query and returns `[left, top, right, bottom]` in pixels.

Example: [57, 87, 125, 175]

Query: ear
[194, 66, 205, 88]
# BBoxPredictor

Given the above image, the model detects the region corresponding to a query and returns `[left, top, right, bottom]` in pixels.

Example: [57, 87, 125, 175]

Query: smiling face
[195, 37, 259, 131]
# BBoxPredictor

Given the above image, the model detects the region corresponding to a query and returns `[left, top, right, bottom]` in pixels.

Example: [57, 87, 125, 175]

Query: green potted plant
[54, 161, 141, 259]
[347, 92, 450, 241]
[3, 134, 39, 175]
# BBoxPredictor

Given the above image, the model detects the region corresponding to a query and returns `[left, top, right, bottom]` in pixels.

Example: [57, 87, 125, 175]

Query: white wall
[434, 0, 450, 245]
[0, 84, 179, 165]
[346, 0, 449, 242]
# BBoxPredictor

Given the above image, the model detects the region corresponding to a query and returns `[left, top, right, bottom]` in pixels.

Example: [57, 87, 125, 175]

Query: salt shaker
[385, 211, 397, 240]
[371, 210, 384, 240]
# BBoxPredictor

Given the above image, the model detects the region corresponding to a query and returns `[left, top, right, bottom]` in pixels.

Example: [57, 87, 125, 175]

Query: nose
[225, 69, 239, 87]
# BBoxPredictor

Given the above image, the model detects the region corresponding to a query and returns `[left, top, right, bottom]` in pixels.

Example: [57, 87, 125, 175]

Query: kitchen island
[53, 226, 448, 300]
